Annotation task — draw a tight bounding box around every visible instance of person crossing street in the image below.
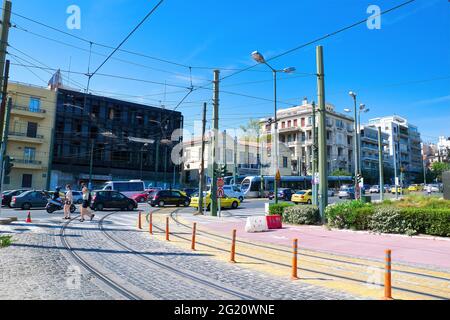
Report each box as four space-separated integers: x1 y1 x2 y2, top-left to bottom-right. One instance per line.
80 183 95 222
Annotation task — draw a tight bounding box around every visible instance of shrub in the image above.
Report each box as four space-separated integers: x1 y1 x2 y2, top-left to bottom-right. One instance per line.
395 195 450 210
283 205 320 225
353 206 375 230
369 206 418 235
325 201 373 230
399 208 450 237
268 202 294 216
0 235 13 248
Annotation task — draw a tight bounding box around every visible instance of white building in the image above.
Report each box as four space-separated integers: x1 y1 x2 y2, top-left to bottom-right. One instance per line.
260 98 355 175
437 136 450 162
182 132 293 186
368 116 422 182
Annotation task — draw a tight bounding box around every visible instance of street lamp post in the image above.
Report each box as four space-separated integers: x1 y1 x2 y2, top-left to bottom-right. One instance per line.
347 91 360 199
251 51 295 204
140 143 149 180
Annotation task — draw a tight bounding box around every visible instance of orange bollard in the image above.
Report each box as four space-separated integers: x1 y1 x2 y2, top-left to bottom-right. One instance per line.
149 212 153 235
166 216 170 241
137 211 142 230
26 212 32 223
230 229 237 263
292 239 299 280
383 249 393 300
191 223 197 251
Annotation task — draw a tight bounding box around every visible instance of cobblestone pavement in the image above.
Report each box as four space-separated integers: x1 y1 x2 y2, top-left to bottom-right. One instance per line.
0 208 361 300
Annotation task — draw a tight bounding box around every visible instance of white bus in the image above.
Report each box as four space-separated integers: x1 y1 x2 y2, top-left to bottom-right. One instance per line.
102 180 145 198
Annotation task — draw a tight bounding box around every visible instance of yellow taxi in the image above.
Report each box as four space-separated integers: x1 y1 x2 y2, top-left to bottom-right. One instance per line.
291 190 313 205
391 186 403 194
190 192 240 210
408 184 422 192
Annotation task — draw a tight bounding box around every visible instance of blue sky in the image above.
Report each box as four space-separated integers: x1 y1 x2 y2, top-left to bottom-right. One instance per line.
6 0 450 142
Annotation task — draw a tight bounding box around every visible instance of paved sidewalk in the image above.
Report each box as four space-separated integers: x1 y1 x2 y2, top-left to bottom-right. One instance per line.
179 210 450 271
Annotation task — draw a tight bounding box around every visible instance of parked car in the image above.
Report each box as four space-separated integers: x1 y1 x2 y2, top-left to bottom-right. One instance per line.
72 191 83 204
391 186 403 194
10 190 50 210
131 192 150 203
190 192 240 210
408 184 422 192
383 185 391 193
426 184 440 193
369 185 380 194
149 190 191 208
222 185 245 202
291 190 313 205
182 188 199 198
90 190 137 211
268 188 294 201
328 189 335 197
338 187 355 199
2 189 29 207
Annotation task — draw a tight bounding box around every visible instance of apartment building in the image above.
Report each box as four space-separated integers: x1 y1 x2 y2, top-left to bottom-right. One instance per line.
260 99 355 176
368 116 423 182
437 136 450 162
4 82 57 190
183 132 293 186
360 125 393 184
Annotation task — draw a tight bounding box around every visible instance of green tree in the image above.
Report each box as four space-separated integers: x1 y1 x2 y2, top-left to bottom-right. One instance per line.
239 119 262 141
431 162 450 182
331 169 352 177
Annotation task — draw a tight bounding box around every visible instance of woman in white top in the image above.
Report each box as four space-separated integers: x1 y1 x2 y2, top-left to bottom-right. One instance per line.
80 183 95 222
64 184 73 220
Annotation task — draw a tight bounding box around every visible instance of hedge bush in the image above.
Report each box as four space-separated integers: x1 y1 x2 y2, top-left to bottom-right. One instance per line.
268 202 294 216
325 201 374 230
325 202 450 237
283 205 320 225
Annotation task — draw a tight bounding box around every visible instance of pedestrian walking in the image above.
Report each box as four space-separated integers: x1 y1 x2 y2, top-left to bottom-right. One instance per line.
80 183 95 222
64 184 73 220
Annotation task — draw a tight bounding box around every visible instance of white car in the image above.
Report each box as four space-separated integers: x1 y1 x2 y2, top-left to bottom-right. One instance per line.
222 185 245 202
369 185 380 194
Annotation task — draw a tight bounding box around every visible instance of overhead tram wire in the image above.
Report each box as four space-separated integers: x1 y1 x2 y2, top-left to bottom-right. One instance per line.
218 0 417 82
8 11 274 73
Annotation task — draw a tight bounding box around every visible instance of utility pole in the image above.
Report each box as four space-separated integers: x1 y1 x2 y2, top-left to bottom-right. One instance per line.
0 0 12 91
316 46 328 220
0 97 12 212
393 138 399 200
312 101 318 206
223 130 227 175
198 103 207 214
233 135 238 186
0 59 10 143
258 128 265 198
378 127 384 202
88 139 94 189
210 70 220 217
153 139 160 188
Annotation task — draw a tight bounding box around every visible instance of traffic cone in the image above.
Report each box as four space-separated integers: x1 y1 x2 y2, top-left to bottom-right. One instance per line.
26 212 32 223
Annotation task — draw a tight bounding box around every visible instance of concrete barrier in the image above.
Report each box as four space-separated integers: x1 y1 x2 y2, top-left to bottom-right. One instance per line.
245 216 269 233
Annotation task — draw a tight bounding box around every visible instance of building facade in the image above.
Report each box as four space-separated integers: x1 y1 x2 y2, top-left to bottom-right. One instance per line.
368 116 422 183
183 132 293 186
437 136 450 162
50 88 183 190
360 125 393 184
260 99 355 176
4 82 56 190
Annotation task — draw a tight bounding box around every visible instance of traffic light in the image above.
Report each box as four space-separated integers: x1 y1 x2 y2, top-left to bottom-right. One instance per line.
356 174 363 185
4 156 14 176
215 165 227 178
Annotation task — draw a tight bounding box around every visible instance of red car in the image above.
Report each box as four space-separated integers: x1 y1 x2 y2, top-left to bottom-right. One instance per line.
132 192 149 203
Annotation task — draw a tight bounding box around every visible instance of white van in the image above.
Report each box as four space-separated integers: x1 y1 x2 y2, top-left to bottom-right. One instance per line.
222 185 245 202
102 180 145 198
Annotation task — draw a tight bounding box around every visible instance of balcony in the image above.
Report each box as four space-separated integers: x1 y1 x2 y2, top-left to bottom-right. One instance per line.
8 131 45 144
11 158 44 170
279 126 300 133
11 105 47 119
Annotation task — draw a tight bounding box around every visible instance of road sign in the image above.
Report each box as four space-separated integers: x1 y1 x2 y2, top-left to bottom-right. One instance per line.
217 178 225 188
313 172 320 185
217 188 225 198
275 170 281 182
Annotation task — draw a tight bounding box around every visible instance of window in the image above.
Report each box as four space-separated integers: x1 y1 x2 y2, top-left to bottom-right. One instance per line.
22 174 33 188
27 122 38 138
287 120 292 128
294 119 298 127
281 122 286 129
29 98 41 112
283 157 288 168
24 147 36 162
301 118 305 127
